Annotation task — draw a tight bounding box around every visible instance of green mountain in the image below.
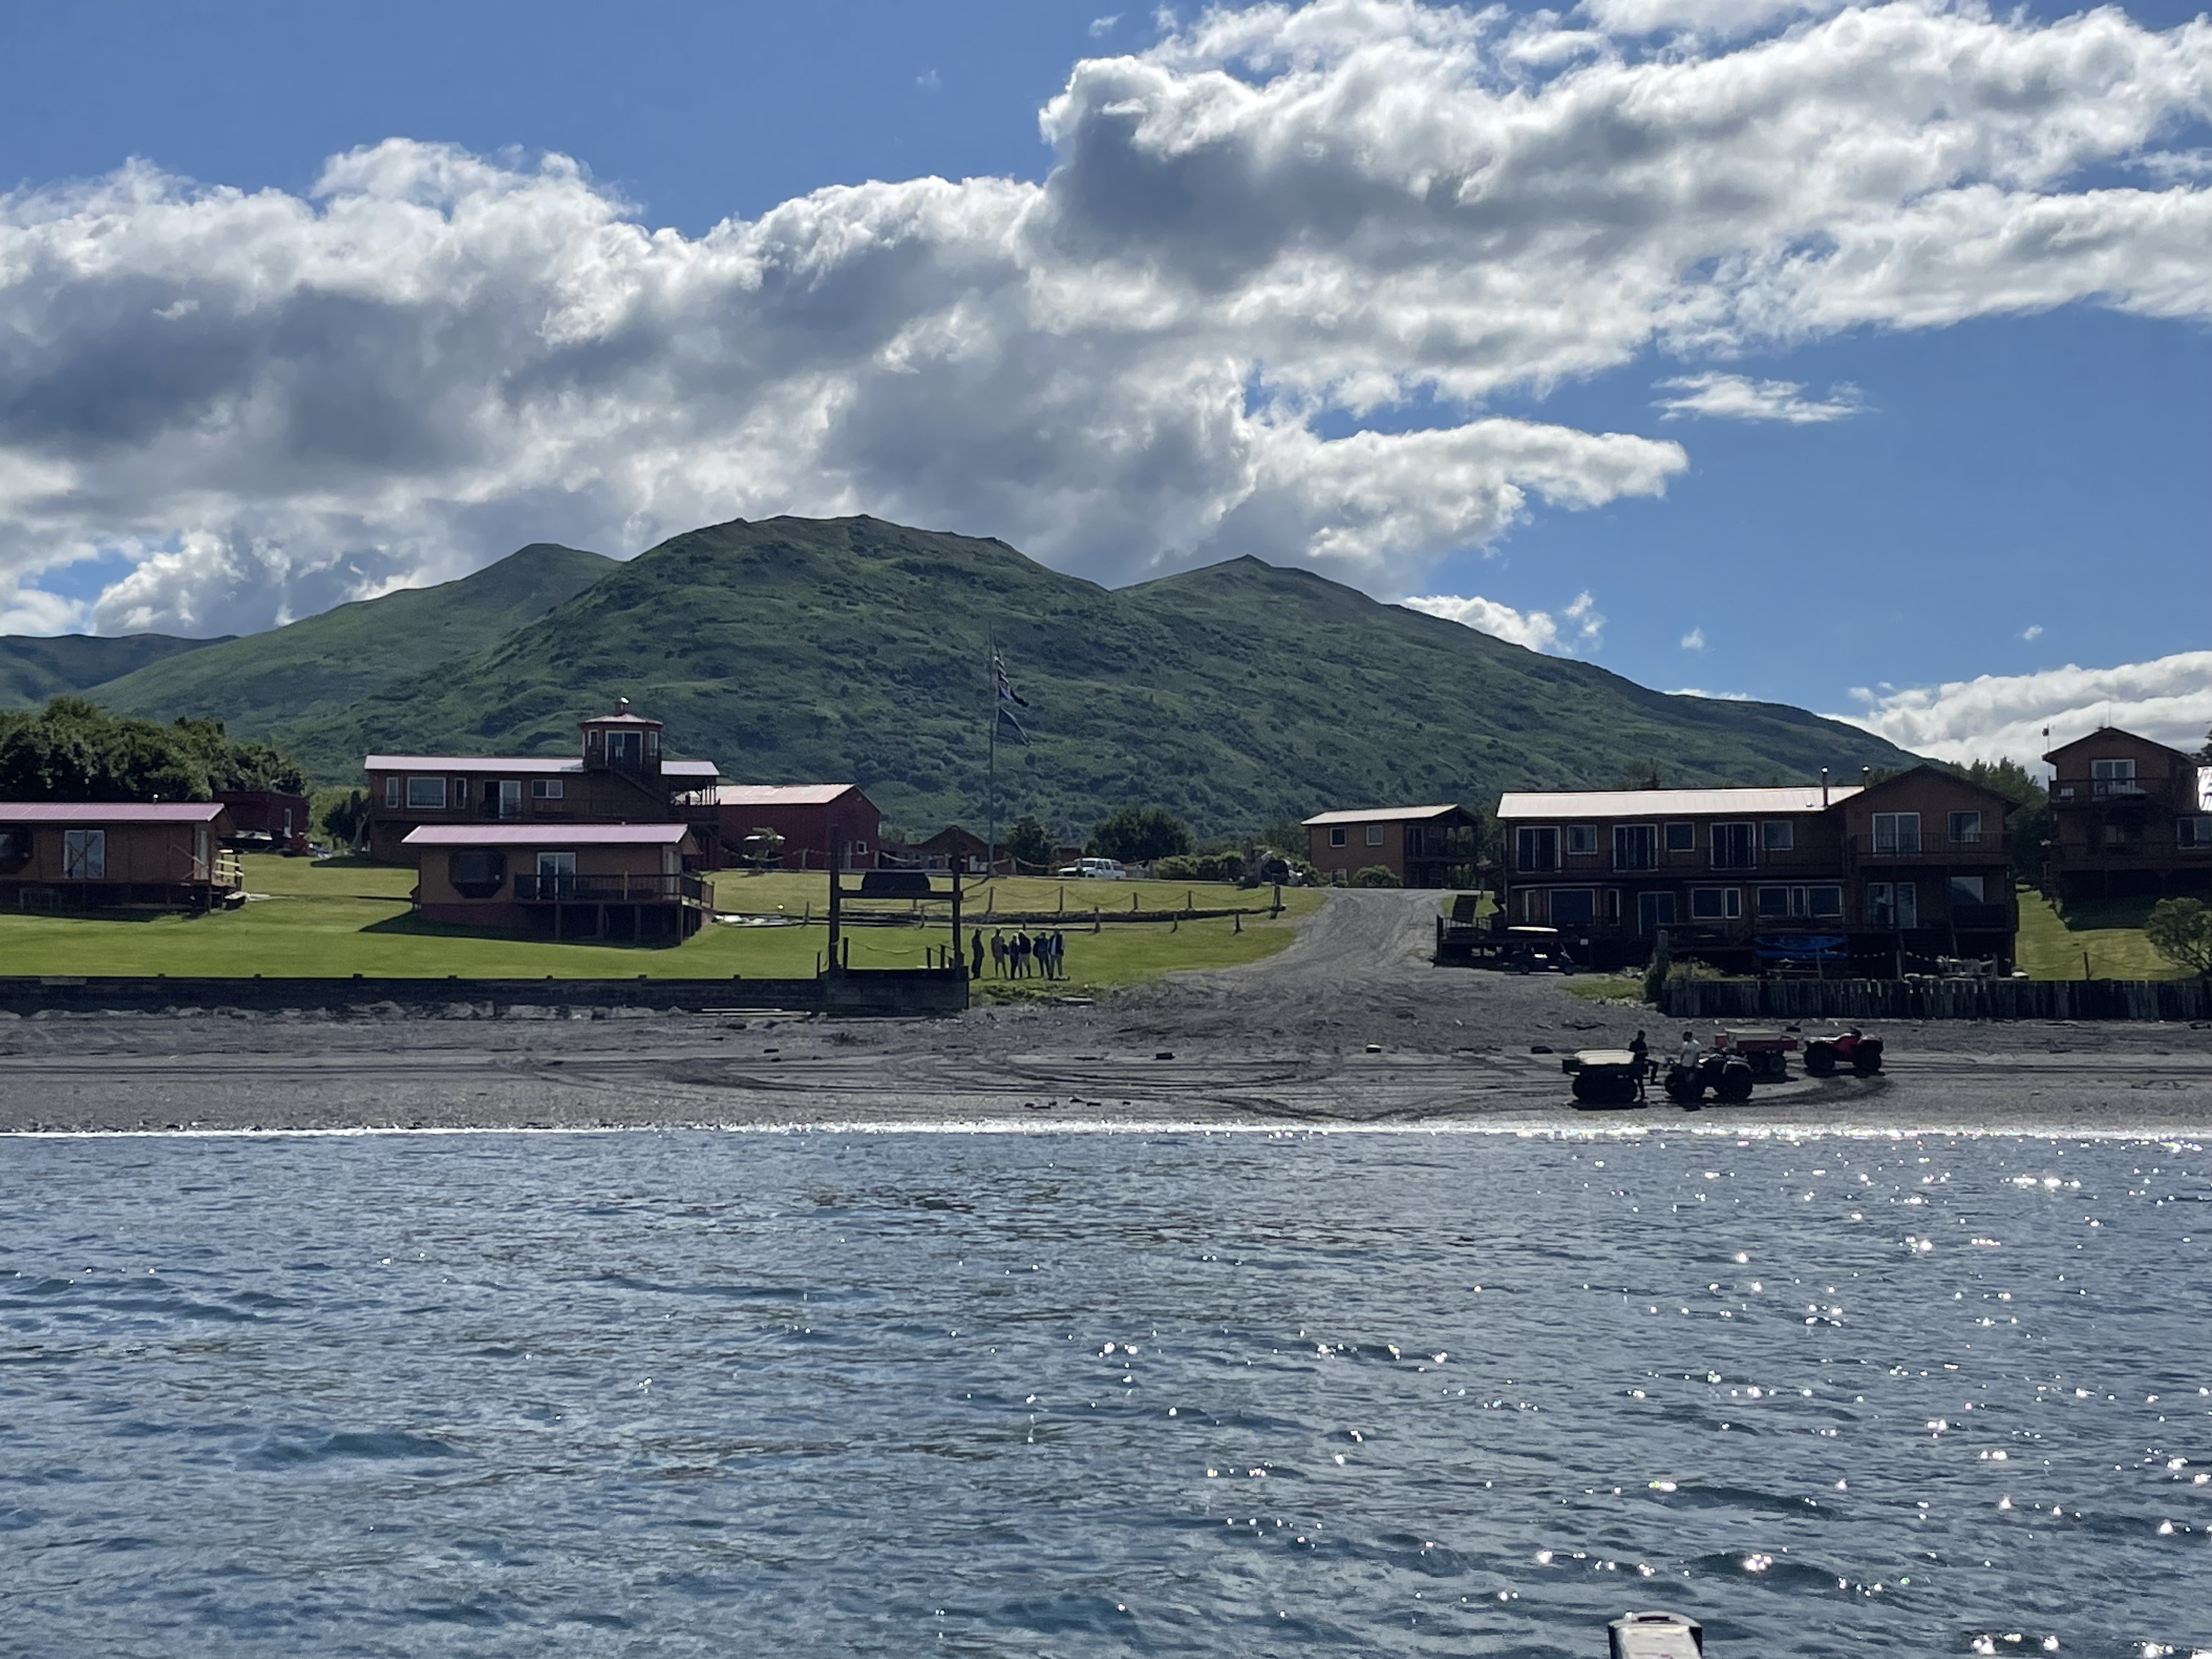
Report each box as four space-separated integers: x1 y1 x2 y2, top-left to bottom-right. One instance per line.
246 516 1920 837
1 632 225 708
87 543 616 731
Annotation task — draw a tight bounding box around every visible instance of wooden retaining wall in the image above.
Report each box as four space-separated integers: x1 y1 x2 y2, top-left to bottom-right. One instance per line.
0 967 970 1018
1660 977 2211 1022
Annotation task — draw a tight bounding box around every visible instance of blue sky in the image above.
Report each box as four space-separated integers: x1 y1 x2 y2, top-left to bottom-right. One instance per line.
1 0 2208 761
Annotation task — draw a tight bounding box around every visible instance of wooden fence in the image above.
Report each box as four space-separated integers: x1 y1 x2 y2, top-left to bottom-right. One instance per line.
1660 977 2211 1022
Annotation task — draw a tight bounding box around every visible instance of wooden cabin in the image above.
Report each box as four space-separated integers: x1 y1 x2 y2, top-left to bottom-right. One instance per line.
2041 726 2212 900
402 822 713 941
1302 804 1482 888
0 802 242 912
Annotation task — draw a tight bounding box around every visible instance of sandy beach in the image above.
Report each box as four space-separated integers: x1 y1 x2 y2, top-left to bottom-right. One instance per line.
3 889 2209 1136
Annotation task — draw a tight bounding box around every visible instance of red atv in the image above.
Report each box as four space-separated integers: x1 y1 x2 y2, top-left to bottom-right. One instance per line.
1803 1027 1884 1077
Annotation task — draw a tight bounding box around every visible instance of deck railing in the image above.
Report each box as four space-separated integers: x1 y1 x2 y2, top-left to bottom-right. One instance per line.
514 873 709 905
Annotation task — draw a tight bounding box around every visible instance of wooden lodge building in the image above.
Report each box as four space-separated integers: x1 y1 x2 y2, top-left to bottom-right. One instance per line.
403 822 712 941
363 701 722 865
1302 804 1481 889
1494 765 2017 973
0 802 243 912
2040 726 2212 901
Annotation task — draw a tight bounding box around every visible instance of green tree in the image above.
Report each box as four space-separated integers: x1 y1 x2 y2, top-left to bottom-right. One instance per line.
2146 898 2212 976
1007 814 1054 871
317 787 368 847
0 699 308 804
1090 804 1192 864
1961 757 2055 887
1261 816 1307 855
2195 725 2211 765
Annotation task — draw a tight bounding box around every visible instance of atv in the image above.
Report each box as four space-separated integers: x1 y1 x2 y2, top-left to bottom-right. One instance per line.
1803 1027 1884 1077
1664 1050 1754 1105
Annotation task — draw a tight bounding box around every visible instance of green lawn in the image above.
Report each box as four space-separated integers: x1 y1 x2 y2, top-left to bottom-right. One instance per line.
2013 887 2190 980
0 856 1323 985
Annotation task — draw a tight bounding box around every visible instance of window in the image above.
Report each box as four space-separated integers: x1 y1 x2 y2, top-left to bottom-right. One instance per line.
1516 826 1560 872
194 825 209 878
2090 758 2139 799
1710 822 1756 870
384 776 399 809
1549 889 1596 926
1871 812 1921 854
1758 884 1846 920
1613 824 1658 871
854 840 868 858
1365 824 1384 847
1760 821 1793 852
1664 822 1695 853
1949 810 1983 845
1565 825 1598 855
1866 881 1918 927
450 850 507 896
405 775 445 810
1329 826 1347 848
1690 887 1740 921
532 778 565 800
1948 874 1986 907
535 850 575 897
62 828 106 879
2180 817 2212 848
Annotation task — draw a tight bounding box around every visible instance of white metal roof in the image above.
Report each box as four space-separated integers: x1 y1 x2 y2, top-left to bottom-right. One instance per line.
1302 803 1470 827
1494 785 1864 820
402 823 689 847
712 783 862 807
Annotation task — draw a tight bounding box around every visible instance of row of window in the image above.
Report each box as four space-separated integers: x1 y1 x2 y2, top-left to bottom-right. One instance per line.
1523 875 1993 928
1513 811 1983 872
384 776 566 811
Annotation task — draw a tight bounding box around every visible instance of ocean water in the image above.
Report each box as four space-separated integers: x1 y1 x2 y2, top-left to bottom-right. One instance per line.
2 1128 2208 1658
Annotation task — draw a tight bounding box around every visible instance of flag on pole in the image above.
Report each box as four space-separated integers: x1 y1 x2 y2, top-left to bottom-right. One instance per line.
993 652 1028 708
995 706 1030 747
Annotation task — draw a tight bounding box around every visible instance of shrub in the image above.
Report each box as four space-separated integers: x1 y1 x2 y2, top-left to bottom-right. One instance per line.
1007 814 1054 871
1352 865 1399 888
2146 897 2212 975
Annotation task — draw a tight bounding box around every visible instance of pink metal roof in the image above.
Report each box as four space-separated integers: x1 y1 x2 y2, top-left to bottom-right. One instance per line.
402 823 690 847
712 783 861 806
367 755 580 774
1494 785 1864 820
1302 803 1469 827
0 802 226 823
364 755 720 777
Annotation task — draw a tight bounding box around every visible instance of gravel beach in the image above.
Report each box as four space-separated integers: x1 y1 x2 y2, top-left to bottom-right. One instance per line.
3 889 2209 1136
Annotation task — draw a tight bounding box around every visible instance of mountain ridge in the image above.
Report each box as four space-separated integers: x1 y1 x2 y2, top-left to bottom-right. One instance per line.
191 515 1921 836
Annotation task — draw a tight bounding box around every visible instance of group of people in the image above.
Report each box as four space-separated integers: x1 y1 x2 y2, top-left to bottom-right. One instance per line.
973 927 1069 980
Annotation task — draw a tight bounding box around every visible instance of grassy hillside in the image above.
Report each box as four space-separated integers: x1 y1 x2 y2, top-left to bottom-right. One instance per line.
1 632 224 708
88 543 615 730
258 516 1920 837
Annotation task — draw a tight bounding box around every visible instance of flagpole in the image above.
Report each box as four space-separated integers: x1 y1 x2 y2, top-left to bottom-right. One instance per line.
986 629 997 879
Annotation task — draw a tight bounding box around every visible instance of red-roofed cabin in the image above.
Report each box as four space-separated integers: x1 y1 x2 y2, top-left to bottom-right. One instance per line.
0 802 242 912
403 823 713 941
214 788 311 851
707 783 880 871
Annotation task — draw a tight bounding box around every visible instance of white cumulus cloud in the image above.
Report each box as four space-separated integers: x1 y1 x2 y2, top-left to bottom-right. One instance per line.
1402 589 1605 654
1 0 2209 634
1836 652 2212 765
1681 625 1707 650
1655 374 1866 424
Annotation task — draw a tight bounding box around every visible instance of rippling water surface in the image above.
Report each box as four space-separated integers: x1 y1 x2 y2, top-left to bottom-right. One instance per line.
4 1128 2210 1657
